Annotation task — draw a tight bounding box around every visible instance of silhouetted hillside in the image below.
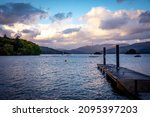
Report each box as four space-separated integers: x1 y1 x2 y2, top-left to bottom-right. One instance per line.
0 37 41 55
64 44 128 54
107 41 150 54
40 46 69 54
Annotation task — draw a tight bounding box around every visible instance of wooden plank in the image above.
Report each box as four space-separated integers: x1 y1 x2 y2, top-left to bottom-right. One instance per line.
97 64 150 80
97 64 150 99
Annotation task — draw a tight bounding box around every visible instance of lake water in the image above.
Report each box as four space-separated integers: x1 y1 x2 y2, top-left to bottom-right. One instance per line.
0 54 150 100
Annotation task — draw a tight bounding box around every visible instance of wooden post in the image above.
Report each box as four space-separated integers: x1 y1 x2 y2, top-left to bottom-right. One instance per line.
116 45 120 70
103 47 106 65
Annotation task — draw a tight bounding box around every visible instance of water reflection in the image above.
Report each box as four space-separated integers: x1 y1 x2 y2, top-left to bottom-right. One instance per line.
0 54 149 99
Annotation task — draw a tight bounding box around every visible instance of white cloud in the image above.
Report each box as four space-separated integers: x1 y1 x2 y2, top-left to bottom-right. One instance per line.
1 6 150 49
79 7 150 44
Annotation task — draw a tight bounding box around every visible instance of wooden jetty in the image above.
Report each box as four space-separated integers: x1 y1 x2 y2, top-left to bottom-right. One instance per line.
97 45 150 99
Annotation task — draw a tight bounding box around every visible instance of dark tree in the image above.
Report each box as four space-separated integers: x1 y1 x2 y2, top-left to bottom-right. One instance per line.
125 49 138 54
0 37 41 55
94 52 102 54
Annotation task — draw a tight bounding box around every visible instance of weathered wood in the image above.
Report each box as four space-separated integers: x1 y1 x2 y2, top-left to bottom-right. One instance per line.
103 47 106 65
97 64 150 99
116 45 120 69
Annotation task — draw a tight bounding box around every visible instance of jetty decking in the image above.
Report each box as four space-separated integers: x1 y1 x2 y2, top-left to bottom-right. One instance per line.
97 64 150 99
97 45 150 99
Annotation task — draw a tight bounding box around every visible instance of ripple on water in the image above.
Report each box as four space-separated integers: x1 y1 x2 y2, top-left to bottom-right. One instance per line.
1 54 149 99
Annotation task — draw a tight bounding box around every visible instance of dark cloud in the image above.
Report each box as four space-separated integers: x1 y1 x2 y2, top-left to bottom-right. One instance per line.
66 12 72 18
100 16 128 29
51 12 72 21
139 11 150 23
21 29 41 38
0 26 14 37
116 0 126 3
62 27 81 34
22 29 33 33
0 3 47 25
120 31 150 41
128 25 150 35
54 13 66 20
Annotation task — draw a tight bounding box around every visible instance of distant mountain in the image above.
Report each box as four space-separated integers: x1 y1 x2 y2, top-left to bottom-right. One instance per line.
107 41 150 54
40 46 69 54
64 44 128 54
40 41 150 54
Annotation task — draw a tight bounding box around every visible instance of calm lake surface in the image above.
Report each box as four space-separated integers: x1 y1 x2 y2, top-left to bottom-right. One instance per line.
0 54 150 100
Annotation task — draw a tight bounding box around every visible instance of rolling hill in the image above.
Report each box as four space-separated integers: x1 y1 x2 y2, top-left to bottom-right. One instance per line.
0 37 41 55
63 44 128 54
40 46 69 54
40 41 150 54
107 41 150 54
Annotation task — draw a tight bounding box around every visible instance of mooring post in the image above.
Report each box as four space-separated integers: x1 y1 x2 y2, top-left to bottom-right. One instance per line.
103 47 106 65
116 45 120 70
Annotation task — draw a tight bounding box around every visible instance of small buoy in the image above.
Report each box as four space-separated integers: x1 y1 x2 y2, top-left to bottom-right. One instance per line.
65 60 67 62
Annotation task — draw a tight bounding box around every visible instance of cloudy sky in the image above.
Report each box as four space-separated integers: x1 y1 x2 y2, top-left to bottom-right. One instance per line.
0 0 150 49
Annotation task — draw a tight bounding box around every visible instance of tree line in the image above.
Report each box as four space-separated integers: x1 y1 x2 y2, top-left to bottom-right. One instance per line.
0 35 41 55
